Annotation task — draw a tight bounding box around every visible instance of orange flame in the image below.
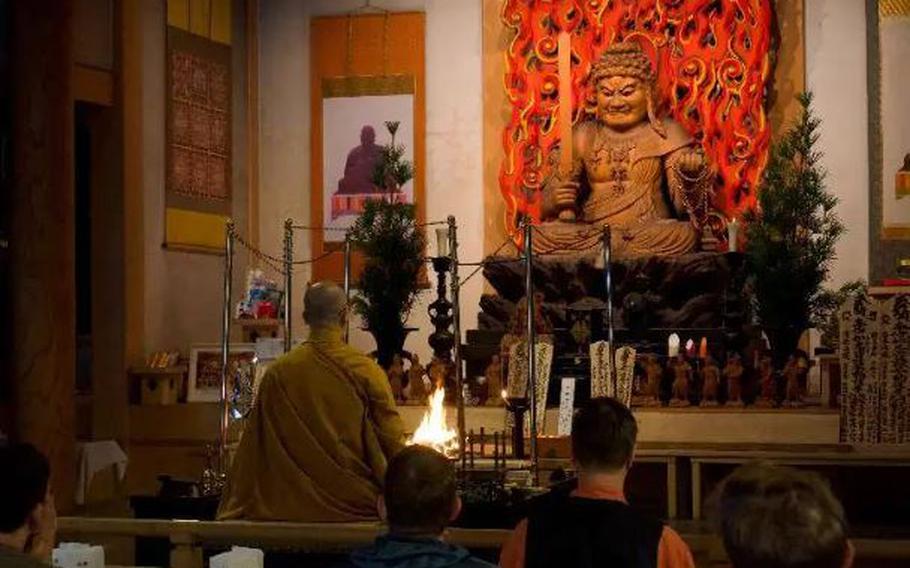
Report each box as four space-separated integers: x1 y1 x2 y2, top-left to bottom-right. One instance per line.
408 388 459 458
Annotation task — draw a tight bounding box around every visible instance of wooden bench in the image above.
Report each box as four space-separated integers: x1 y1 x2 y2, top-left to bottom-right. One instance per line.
57 516 910 568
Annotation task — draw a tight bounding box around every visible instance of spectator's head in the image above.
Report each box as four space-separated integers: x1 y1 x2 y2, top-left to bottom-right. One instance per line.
714 463 853 568
380 445 460 537
303 281 348 330
0 443 54 551
571 397 637 475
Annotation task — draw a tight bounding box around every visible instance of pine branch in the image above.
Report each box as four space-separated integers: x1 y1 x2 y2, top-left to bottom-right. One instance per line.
745 92 844 333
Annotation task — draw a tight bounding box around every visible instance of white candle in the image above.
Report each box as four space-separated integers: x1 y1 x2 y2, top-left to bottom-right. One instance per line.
668 333 680 358
727 218 740 252
435 227 450 258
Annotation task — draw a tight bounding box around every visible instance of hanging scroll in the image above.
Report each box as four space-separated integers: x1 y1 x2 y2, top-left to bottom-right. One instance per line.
311 13 426 282
165 0 233 251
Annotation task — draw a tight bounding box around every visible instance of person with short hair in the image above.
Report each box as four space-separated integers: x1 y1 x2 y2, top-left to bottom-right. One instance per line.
218 281 405 522
714 463 854 568
0 443 56 568
349 445 495 568
499 397 694 568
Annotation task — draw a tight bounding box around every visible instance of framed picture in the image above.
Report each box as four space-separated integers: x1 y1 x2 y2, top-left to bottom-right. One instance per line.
876 1 910 236
867 0 910 280
322 79 415 243
188 344 256 403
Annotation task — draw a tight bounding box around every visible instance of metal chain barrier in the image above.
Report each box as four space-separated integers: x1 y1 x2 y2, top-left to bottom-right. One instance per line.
230 226 287 275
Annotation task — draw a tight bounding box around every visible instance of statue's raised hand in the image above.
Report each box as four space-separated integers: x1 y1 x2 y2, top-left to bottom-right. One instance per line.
553 179 581 210
677 146 707 178
553 179 581 222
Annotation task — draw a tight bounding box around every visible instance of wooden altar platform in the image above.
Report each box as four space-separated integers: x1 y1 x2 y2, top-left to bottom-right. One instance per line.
396 404 842 445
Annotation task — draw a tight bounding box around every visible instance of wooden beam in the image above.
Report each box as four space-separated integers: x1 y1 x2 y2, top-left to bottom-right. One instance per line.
73 64 114 106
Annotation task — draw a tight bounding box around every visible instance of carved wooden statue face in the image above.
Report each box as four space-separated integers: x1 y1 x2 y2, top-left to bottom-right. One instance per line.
596 75 649 130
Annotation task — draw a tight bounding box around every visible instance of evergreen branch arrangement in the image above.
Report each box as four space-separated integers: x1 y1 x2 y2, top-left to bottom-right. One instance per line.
744 92 844 360
348 121 424 367
370 121 414 193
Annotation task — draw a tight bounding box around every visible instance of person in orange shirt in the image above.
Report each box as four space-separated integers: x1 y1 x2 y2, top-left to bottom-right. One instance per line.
499 397 694 568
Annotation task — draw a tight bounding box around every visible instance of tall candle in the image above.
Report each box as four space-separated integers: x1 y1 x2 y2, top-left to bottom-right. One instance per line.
668 333 680 358
727 218 740 252
699 337 708 359
435 227 449 258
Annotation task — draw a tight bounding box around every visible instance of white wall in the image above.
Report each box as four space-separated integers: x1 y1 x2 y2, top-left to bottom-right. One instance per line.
259 0 484 364
141 0 248 353
805 0 870 287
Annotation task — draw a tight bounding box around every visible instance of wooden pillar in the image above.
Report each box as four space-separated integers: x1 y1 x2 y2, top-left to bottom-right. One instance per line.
246 0 260 258
122 0 146 369
10 0 76 511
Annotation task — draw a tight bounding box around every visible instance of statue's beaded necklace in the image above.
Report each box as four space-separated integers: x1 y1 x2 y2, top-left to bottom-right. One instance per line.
590 127 637 198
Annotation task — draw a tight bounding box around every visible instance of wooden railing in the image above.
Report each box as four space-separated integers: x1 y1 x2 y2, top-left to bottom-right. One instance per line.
58 517 511 568
58 517 910 568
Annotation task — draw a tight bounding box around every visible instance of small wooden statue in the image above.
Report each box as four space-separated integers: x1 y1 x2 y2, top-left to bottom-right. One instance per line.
485 355 504 406
386 354 405 402
634 355 663 406
754 355 777 408
782 355 803 408
669 355 692 407
511 292 552 336
723 353 745 407
406 354 428 405
700 357 721 407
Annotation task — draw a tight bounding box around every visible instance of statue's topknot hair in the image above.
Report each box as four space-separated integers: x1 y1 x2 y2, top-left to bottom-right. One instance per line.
590 41 656 86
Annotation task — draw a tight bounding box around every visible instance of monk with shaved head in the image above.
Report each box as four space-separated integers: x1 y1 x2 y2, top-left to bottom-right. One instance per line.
218 281 405 521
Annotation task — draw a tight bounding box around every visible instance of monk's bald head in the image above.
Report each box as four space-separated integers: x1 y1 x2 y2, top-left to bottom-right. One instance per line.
303 281 347 329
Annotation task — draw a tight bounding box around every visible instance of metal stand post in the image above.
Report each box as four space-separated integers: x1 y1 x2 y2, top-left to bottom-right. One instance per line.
602 227 615 392
343 235 352 343
219 221 235 474
448 216 467 471
283 219 293 352
524 221 538 485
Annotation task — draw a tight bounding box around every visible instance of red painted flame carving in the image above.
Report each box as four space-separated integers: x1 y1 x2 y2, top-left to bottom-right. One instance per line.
499 0 772 241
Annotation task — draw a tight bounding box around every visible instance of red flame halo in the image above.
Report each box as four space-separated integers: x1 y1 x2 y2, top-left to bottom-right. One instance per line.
499 0 773 243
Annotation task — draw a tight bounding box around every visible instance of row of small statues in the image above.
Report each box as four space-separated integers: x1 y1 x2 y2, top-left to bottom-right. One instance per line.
385 353 459 405
384 353 507 407
384 349 807 409
635 352 807 408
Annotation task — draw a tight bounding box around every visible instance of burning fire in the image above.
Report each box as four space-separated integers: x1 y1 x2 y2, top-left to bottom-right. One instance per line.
407 388 459 458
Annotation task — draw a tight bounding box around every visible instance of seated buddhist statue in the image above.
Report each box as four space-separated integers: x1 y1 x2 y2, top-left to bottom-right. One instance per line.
534 41 713 258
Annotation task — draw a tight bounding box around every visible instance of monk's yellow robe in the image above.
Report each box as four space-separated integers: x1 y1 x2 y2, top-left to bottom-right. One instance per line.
217 325 405 521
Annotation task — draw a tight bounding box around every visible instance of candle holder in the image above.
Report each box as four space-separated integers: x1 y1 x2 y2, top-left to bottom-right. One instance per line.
503 397 528 459
428 256 455 365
